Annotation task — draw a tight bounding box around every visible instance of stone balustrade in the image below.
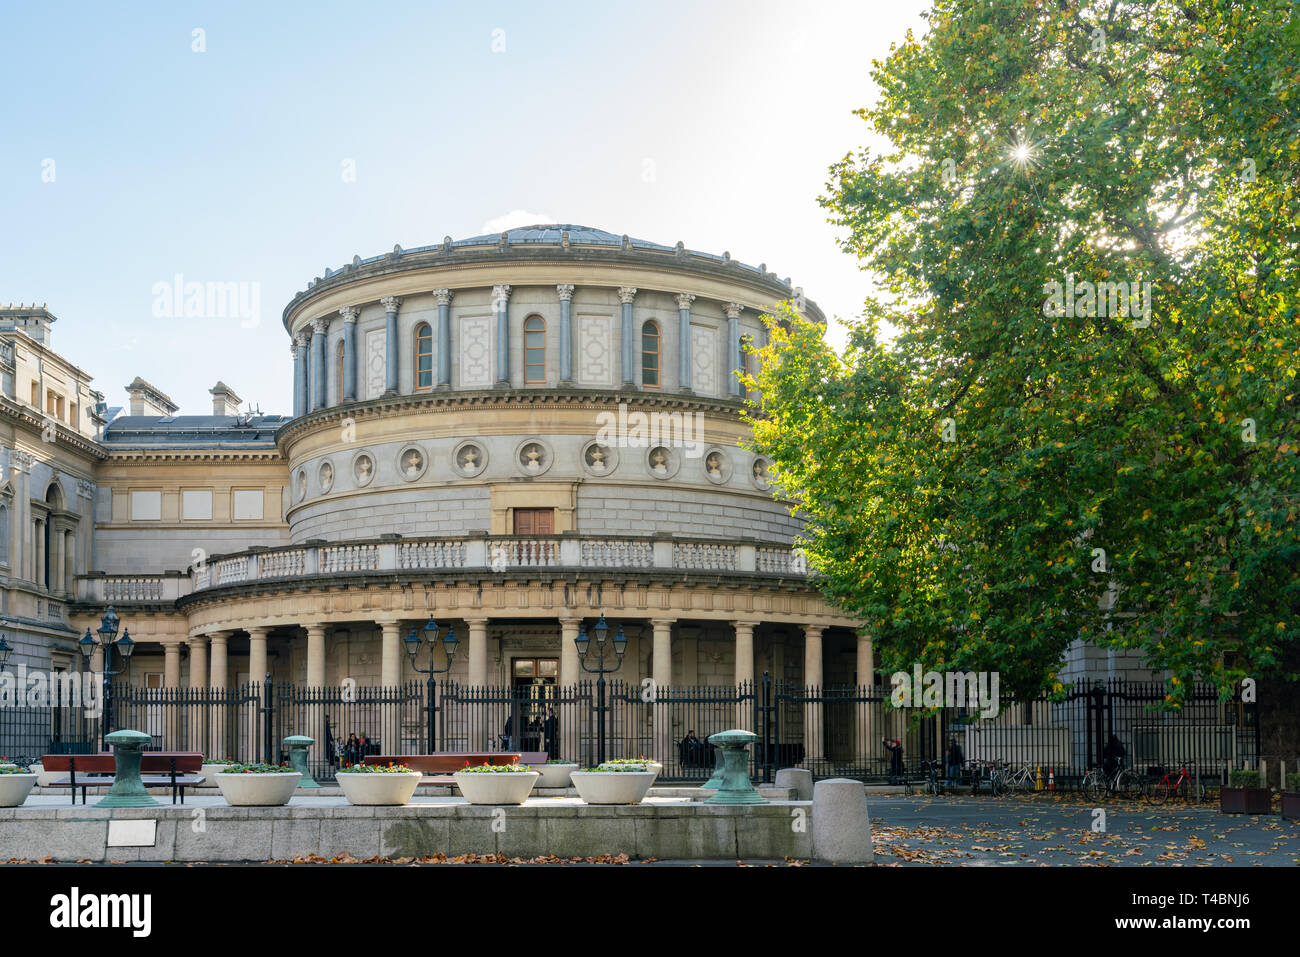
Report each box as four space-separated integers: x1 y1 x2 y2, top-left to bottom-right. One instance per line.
74 535 809 603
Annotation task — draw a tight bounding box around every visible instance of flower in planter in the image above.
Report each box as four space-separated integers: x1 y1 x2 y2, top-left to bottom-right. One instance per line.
220 762 297 774
457 763 531 773
337 763 415 774
0 766 35 775
545 758 577 765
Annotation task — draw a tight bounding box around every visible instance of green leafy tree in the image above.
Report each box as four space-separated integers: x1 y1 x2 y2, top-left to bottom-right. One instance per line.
747 0 1299 702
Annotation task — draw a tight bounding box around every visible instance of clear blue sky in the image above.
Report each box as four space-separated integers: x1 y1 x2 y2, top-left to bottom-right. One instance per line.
0 0 927 414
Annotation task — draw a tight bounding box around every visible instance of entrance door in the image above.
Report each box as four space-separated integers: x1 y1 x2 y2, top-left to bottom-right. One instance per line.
514 508 555 535
511 658 559 753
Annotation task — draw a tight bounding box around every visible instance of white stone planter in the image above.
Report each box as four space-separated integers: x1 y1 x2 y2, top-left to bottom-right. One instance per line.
571 771 657 805
530 763 578 788
215 772 301 806
336 771 422 806
27 763 60 788
452 770 540 805
200 764 235 787
0 773 38 807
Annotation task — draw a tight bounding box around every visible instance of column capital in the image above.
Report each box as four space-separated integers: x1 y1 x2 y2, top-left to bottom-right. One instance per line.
556 283 575 302
433 288 454 306
11 450 33 471
491 284 512 305
380 296 402 313
187 634 209 647
650 618 676 628
339 305 360 323
722 302 744 319
310 316 330 335
294 330 310 348
464 616 490 627
730 620 758 633
617 286 638 304
558 616 583 627
675 293 696 310
802 623 825 638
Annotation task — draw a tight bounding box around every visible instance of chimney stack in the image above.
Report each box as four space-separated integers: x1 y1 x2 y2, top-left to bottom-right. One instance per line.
210 381 242 416
125 377 178 417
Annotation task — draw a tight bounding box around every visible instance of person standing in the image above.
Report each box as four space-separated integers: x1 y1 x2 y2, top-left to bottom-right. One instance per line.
543 707 558 758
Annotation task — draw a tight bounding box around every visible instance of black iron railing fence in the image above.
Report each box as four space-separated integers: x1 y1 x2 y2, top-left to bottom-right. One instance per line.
0 675 1258 784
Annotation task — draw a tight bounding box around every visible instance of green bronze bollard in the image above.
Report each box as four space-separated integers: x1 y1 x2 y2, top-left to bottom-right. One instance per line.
283 735 320 788
95 729 161 808
703 729 768 805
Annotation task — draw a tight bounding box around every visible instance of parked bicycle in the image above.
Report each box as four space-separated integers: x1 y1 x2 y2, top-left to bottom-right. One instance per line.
1145 763 1208 804
922 759 946 796
1081 757 1143 800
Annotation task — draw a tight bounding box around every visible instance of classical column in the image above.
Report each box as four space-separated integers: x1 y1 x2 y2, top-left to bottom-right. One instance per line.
557 284 575 385
492 284 512 386
465 617 490 752
188 635 209 754
732 621 755 731
33 517 45 589
379 620 403 755
381 296 401 394
208 631 229 759
293 333 309 417
618 286 638 386
163 640 183 750
306 624 326 687
434 289 454 388
803 624 824 765
310 317 329 411
246 626 270 760
723 302 743 396
64 528 75 595
676 293 695 392
651 619 674 767
559 617 581 763
339 306 359 401
48 523 62 593
10 453 30 580
856 628 875 765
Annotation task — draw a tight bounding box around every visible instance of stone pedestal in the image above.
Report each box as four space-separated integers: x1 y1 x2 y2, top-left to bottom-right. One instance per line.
811 778 873 863
95 729 160 808
284 735 320 788
774 767 814 802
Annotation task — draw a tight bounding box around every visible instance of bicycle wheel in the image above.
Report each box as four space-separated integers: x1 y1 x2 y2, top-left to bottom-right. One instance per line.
1115 769 1142 800
991 771 1005 796
1084 771 1106 800
1150 780 1172 805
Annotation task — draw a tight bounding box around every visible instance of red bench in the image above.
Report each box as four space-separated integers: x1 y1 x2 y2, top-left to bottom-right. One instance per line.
40 752 205 805
362 753 520 786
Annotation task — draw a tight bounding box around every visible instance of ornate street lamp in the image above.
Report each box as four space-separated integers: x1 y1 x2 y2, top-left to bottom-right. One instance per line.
79 605 135 748
0 628 12 672
405 615 458 750
575 613 626 766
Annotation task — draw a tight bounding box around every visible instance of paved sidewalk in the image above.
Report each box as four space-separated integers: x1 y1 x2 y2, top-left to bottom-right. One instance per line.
868 795 1300 866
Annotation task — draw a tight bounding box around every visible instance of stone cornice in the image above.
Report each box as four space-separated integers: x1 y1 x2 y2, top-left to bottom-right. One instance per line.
282 244 823 332
101 447 286 464
274 387 752 450
0 397 107 461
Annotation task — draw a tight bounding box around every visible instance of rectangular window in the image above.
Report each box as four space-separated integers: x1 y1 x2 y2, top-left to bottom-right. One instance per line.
69 402 78 427
232 489 264 521
47 390 56 414
130 490 162 521
514 508 555 535
56 396 65 420
181 489 213 521
30 382 39 409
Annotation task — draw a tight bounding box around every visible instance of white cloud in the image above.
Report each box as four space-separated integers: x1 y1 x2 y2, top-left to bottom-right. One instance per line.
480 209 555 234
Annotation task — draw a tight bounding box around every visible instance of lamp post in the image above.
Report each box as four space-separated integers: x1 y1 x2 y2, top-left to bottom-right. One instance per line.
78 606 135 750
405 616 458 750
0 628 12 672
574 614 626 766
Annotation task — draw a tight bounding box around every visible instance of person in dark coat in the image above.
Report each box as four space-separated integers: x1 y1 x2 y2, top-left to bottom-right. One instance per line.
501 715 513 750
946 739 964 782
345 733 360 766
679 730 703 768
543 708 558 758
1103 734 1126 779
325 716 337 768
882 737 904 781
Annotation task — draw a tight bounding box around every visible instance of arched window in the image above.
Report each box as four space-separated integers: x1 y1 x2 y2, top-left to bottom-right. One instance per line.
524 315 546 384
335 340 345 400
641 320 661 388
414 322 433 391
